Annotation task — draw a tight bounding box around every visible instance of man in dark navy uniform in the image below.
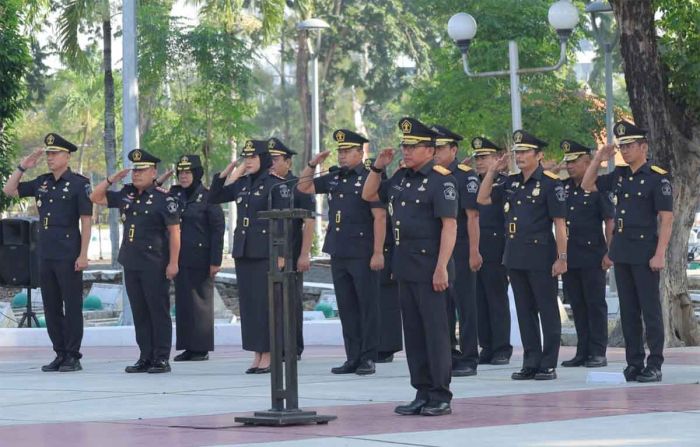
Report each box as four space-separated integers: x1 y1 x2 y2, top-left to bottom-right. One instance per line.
269 137 316 358
558 140 614 368
478 130 568 381
3 133 93 372
431 125 482 377
91 149 181 373
472 136 513 365
582 120 673 383
297 129 385 376
363 117 457 416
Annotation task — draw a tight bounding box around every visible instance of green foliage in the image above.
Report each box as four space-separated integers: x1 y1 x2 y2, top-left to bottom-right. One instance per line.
139 18 258 176
0 0 32 211
406 0 604 159
656 0 700 118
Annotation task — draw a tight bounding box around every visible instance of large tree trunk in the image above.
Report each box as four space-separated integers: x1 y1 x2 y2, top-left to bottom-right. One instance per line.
103 18 120 267
296 30 312 165
612 0 700 346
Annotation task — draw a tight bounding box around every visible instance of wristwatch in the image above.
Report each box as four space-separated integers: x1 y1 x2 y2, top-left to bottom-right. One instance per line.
16 164 26 173
558 253 568 261
369 164 384 173
307 162 316 169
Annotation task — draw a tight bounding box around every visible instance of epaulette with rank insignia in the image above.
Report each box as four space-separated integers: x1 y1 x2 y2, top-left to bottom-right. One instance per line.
73 172 90 181
651 165 668 175
433 165 451 175
544 170 560 180
457 163 473 172
271 172 285 180
156 186 169 194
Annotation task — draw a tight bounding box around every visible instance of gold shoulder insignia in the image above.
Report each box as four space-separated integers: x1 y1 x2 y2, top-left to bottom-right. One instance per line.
544 170 560 180
509 172 518 177
271 172 285 180
651 165 668 175
433 165 451 175
156 186 169 194
457 163 473 172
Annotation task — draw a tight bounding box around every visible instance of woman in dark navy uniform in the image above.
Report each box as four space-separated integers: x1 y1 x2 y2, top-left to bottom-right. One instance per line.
165 155 225 361
209 140 285 374
91 149 181 374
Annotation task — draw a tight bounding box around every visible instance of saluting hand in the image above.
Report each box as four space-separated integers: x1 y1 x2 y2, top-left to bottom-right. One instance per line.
310 150 331 167
596 144 616 161
20 148 44 170
109 168 131 184
374 148 395 169
487 152 509 174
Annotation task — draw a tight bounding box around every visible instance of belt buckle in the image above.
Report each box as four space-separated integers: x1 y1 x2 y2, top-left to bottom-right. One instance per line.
617 218 623 231
335 211 341 224
128 228 135 239
508 223 516 234
243 217 249 227
394 228 400 242
43 217 48 229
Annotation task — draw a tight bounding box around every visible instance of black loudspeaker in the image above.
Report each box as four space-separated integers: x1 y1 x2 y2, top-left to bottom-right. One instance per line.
0 218 40 288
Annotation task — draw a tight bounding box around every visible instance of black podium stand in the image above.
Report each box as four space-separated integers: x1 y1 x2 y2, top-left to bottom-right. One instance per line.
235 208 336 426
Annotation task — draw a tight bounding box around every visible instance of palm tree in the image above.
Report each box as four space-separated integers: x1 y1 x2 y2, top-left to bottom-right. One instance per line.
57 0 120 265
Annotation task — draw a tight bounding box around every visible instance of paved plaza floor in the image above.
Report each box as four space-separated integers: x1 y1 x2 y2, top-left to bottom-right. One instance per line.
0 345 698 446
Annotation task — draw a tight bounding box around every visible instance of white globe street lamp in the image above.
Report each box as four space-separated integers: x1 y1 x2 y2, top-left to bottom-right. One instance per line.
447 0 580 135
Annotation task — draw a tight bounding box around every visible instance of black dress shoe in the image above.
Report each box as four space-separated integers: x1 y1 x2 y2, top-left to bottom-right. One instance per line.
173 351 192 362
534 368 557 380
376 354 394 363
188 352 209 361
148 359 171 373
41 355 65 372
561 355 587 367
394 399 428 415
452 366 477 377
331 361 358 374
478 353 492 365
623 365 643 382
355 360 376 375
420 401 452 416
636 366 662 383
59 355 82 372
511 367 538 380
125 359 151 373
254 366 271 374
245 367 259 374
490 355 510 365
585 356 608 368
